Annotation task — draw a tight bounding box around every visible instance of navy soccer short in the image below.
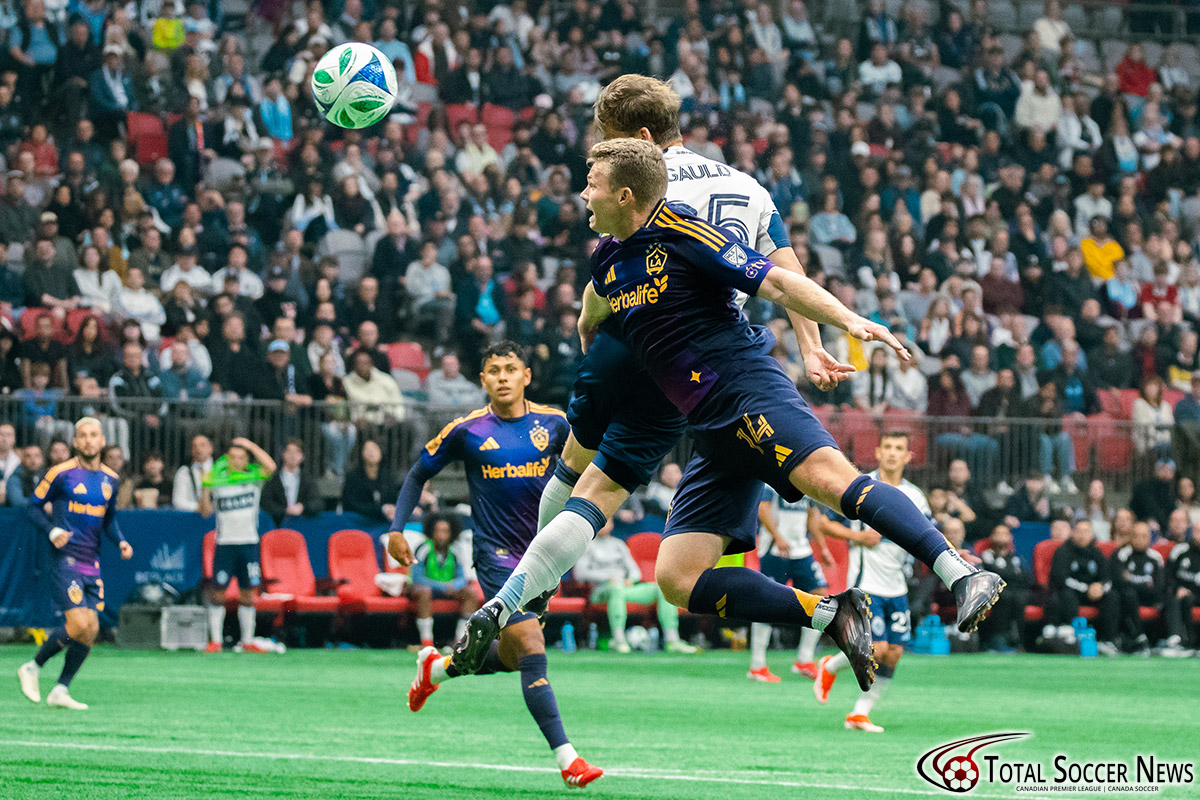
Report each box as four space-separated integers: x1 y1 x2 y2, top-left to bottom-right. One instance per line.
472 541 537 627
567 327 687 492
760 553 828 593
54 559 105 613
869 594 912 645
661 451 763 554
212 543 262 589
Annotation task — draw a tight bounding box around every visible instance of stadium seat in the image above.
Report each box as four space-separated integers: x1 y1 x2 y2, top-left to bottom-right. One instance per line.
1024 605 1044 622
135 133 169 167
327 529 409 614
1098 391 1123 417
972 539 990 556
481 103 516 150
387 341 431 380
823 536 849 594
626 532 661 583
1117 389 1139 419
1033 538 1060 587
19 308 61 340
1094 431 1133 472
317 230 369 284
1164 388 1184 408
1097 540 1118 558
444 103 479 138
202 530 243 608
258 529 339 615
1153 541 1176 562
1064 415 1092 472
126 111 165 144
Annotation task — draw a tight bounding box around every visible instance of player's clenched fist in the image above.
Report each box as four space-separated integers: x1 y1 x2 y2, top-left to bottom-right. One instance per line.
387 531 415 566
120 541 133 560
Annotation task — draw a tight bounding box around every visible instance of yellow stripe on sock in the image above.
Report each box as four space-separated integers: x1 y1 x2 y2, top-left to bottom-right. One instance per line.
716 594 728 618
794 589 821 616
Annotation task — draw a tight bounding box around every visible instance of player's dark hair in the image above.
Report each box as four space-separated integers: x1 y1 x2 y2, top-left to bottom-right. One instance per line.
423 512 463 541
480 340 526 371
880 430 911 446
284 438 304 452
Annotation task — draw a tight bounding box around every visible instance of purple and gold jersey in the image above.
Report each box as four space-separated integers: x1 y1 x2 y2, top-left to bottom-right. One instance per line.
590 200 776 428
29 457 124 576
416 403 569 557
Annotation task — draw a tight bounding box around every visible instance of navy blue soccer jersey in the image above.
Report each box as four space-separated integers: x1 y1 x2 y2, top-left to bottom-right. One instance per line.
590 200 777 428
413 403 569 557
29 457 124 574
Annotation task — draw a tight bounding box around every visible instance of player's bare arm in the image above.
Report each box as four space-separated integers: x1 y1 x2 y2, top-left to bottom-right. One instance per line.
233 437 276 477
758 500 790 558
755 268 911 362
578 283 612 354
767 245 855 390
198 487 213 518
806 506 835 568
814 513 882 547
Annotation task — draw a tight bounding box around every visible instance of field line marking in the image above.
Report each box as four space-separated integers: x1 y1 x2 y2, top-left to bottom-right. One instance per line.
0 739 1046 798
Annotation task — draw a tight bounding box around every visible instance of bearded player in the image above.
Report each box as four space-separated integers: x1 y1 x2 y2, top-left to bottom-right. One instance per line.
387 342 603 789
18 418 132 709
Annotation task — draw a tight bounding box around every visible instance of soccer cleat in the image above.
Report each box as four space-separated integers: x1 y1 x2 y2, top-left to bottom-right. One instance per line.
612 641 632 654
824 588 876 691
561 757 603 788
17 661 40 703
953 571 1007 633
523 584 559 617
204 642 222 653
813 655 836 703
747 666 781 683
235 641 269 653
792 661 818 680
666 640 699 654
845 713 884 732
46 684 87 710
453 599 503 674
408 646 441 712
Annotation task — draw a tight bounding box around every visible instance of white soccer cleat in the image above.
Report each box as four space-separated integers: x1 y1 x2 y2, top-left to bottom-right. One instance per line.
46 684 88 710
666 640 699 654
17 661 40 703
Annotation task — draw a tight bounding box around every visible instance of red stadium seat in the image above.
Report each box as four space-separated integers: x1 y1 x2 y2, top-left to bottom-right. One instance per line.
1117 389 1139 419
1097 540 1118 558
841 408 880 466
823 536 849 594
135 132 168 167
444 103 479 138
258 529 339 614
1164 388 1184 408
1024 605 1044 622
1098 391 1123 417
1064 415 1092 472
19 308 62 341
626 532 661 581
126 111 165 143
1137 606 1159 621
972 539 990 556
1077 606 1099 620
202 530 242 607
1153 541 1176 562
481 103 516 150
327 530 408 614
1095 432 1133 471
387 341 431 380
1033 538 1061 587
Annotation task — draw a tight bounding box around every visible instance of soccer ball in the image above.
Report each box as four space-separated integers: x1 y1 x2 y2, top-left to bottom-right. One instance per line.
941 758 979 792
310 42 397 129
625 626 650 651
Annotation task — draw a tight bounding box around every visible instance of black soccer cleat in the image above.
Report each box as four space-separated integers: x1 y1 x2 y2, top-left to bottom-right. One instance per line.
523 584 559 618
953 571 1007 633
824 588 876 692
452 599 503 674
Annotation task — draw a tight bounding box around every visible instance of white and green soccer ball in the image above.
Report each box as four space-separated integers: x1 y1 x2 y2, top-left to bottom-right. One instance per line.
311 42 397 129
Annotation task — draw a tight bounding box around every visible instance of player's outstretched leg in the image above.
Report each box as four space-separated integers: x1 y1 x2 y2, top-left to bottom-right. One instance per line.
408 641 511 712
799 449 1005 633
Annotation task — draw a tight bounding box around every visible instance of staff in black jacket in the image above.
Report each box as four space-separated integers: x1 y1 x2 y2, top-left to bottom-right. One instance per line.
1047 519 1120 655
261 440 321 525
1111 522 1164 653
977 524 1031 652
1163 539 1200 656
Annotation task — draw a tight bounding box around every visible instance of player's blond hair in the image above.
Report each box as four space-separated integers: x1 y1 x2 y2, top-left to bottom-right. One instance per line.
74 416 103 432
593 74 681 145
588 138 668 210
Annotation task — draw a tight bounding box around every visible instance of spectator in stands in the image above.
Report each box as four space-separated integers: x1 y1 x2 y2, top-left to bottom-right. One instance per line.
159 339 211 411
1004 471 1053 528
1112 521 1164 653
16 362 71 446
212 243 264 301
977 523 1030 652
641 462 681 519
115 266 166 343
256 265 302 333
24 237 82 313
1132 375 1175 455
307 351 355 477
0 423 19 505
129 450 172 509
1046 519 1119 655
340 437 395 522
1044 339 1100 416
172 433 213 512
425 352 483 408
454 255 505 371
209 314 265 398
343 348 405 429
74 243 121 314
159 247 213 298
1163 534 1199 655
945 458 987 538
851 345 891 412
109 341 165 447
261 439 320 525
960 344 996 408
1088 325 1134 390
1014 69 1062 134
1164 508 1192 545
1131 456 1178 532
5 444 45 507
1175 374 1200 476
1022 381 1078 494
1174 476 1200 529
406 240 455 342
1116 43 1157 99
20 313 69 389
407 512 476 649
347 320 390 375
346 276 397 343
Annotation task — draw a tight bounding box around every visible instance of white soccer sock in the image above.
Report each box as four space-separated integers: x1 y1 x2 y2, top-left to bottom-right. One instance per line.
455 618 468 642
749 623 771 670
207 606 225 644
852 674 891 717
553 743 579 771
933 548 977 589
416 617 434 643
538 475 575 532
238 605 256 644
824 650 849 675
496 510 595 625
430 656 450 686
797 627 821 664
663 627 680 644
610 626 628 645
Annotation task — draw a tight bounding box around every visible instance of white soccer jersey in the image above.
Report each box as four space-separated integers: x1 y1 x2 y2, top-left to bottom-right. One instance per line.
758 488 814 559
663 145 790 257
844 471 930 598
203 462 270 545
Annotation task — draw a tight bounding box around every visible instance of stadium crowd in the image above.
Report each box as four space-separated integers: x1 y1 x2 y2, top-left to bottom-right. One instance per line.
0 0 1198 651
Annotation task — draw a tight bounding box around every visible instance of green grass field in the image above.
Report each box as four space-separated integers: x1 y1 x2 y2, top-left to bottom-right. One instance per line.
1 645 1196 800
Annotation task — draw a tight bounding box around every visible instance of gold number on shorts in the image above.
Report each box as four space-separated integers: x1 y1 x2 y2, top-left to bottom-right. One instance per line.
735 414 774 454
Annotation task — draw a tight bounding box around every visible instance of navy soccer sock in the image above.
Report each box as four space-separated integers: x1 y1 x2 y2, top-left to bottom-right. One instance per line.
518 653 569 750
686 567 828 628
447 641 511 678
840 475 951 566
58 638 91 688
33 627 69 667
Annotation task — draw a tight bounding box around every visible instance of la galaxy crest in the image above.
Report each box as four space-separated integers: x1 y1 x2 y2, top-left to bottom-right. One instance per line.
530 422 550 452
101 480 113 501
645 243 668 275
68 581 83 605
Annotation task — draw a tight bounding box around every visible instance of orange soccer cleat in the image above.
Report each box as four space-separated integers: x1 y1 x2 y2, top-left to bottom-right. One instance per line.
746 666 782 683
792 661 818 680
204 642 222 654
813 655 837 703
408 646 442 712
561 757 604 788
845 713 884 732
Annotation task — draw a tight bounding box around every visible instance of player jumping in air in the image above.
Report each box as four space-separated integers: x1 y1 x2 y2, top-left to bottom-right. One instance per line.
199 437 276 653
747 488 834 683
386 342 603 789
18 417 132 709
458 139 1005 694
814 431 926 733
